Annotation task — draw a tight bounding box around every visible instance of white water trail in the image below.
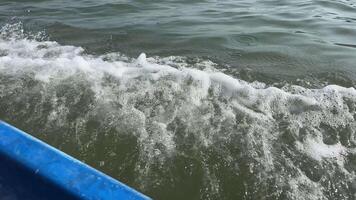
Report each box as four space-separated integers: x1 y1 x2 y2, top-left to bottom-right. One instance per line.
1 22 356 199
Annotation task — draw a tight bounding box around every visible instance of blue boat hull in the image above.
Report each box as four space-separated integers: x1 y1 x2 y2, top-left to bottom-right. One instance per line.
0 151 78 199
0 121 151 200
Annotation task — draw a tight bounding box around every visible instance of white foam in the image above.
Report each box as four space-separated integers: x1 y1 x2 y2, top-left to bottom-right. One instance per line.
299 137 347 161
1 22 356 199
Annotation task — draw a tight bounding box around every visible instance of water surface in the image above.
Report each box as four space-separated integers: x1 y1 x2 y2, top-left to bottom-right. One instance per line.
0 0 356 199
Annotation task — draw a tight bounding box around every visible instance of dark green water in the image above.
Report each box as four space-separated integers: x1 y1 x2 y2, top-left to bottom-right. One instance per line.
0 0 356 199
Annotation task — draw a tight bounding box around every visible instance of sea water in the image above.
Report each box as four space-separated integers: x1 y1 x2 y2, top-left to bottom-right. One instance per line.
0 1 356 199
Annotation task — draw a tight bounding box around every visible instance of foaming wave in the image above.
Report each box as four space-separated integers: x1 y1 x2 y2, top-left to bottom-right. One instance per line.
0 23 355 200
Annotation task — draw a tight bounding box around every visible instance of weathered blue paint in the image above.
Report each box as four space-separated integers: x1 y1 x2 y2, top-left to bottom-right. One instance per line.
0 121 151 200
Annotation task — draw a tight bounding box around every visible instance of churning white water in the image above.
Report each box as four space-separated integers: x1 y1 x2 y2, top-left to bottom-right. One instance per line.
0 23 355 199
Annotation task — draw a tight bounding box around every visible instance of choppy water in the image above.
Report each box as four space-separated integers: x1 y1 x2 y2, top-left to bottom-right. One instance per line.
0 1 356 200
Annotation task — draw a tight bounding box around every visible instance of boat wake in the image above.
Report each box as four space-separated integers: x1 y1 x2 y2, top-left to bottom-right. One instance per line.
0 22 355 199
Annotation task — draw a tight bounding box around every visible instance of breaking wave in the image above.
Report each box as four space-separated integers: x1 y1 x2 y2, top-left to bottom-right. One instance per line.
0 23 355 200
